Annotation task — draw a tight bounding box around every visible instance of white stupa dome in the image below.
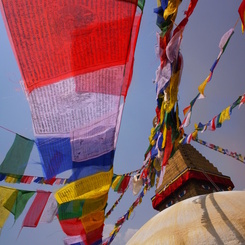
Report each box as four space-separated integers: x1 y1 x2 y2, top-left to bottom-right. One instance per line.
127 191 245 245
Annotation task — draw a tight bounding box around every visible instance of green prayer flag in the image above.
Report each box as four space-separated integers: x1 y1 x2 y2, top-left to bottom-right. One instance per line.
4 190 35 221
0 134 34 175
138 0 145 11
114 176 125 192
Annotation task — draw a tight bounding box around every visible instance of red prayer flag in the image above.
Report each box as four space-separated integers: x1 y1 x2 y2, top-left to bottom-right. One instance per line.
22 190 51 228
184 0 198 18
239 0 245 32
0 0 138 93
117 176 131 193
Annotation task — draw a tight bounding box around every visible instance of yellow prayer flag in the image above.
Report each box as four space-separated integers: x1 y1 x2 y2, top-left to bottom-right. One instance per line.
55 168 113 204
163 0 181 20
198 75 209 95
111 176 121 190
191 130 198 140
166 70 180 113
162 124 167 149
219 106 231 124
0 187 17 229
5 176 18 183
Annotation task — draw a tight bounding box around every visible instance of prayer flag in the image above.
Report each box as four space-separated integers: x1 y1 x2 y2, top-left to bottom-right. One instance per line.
0 186 17 229
163 0 182 20
183 105 191 116
218 106 231 125
40 193 58 223
182 133 192 144
180 111 191 128
22 191 51 228
4 190 34 221
0 0 138 92
35 137 73 180
238 0 245 33
0 134 34 175
239 94 245 108
198 74 211 95
55 168 113 204
184 0 198 18
218 28 234 54
208 116 217 131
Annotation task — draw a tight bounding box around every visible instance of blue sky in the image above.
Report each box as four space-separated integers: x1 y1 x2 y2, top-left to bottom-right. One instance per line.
1 1 245 244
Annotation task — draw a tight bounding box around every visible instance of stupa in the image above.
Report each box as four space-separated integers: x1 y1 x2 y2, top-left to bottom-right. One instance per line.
152 144 234 211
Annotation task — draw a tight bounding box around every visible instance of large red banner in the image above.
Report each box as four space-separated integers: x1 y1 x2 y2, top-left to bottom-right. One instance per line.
1 0 138 92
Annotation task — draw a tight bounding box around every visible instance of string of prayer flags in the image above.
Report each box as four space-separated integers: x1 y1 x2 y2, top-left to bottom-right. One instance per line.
181 27 235 129
193 137 245 164
0 173 66 185
1 1 145 241
22 191 51 228
104 182 150 245
182 94 245 145
239 0 245 33
197 94 244 132
0 134 34 176
0 0 143 179
105 186 129 219
1 0 142 216
151 0 198 177
111 175 131 193
198 28 234 96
